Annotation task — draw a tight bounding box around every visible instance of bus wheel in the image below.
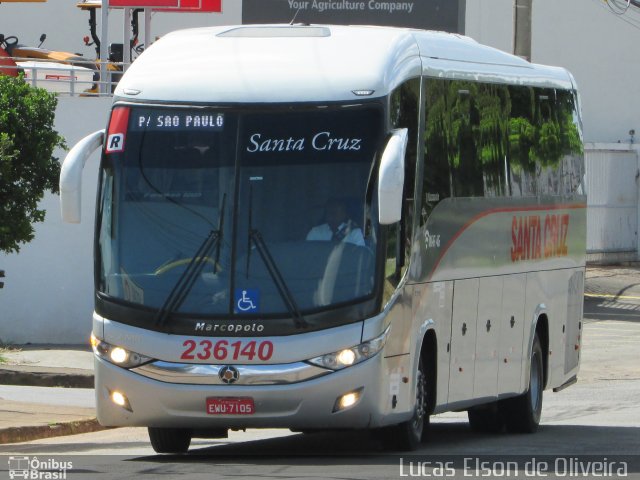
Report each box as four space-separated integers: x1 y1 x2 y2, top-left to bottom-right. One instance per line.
467 403 504 433
148 427 192 454
382 356 428 451
502 334 544 433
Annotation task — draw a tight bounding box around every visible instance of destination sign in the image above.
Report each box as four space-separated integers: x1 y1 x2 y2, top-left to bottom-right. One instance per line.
130 110 225 132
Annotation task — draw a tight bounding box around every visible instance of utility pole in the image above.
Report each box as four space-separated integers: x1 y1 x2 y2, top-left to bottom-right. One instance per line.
513 0 532 62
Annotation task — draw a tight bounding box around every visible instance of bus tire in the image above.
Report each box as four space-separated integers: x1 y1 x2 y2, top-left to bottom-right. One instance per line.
502 334 544 433
148 427 192 454
381 356 428 451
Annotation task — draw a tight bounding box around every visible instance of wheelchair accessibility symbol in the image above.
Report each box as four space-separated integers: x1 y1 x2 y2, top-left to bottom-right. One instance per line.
235 289 260 313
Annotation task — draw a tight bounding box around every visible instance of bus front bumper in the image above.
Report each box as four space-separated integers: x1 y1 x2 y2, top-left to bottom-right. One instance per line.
94 353 409 430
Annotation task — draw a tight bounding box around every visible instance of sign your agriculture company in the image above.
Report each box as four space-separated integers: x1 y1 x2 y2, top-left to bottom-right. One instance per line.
242 0 466 32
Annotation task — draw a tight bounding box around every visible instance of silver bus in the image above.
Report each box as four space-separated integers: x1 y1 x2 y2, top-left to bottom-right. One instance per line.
61 24 585 453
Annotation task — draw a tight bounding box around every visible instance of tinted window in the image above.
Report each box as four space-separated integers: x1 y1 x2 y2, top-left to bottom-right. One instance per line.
421 79 583 224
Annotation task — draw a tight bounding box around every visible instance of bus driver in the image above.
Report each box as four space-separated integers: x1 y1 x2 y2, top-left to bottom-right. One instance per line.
306 198 365 246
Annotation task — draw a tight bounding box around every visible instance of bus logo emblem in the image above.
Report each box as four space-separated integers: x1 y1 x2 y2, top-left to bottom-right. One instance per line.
219 366 240 384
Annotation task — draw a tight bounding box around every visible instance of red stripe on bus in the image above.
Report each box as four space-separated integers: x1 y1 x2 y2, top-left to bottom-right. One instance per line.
427 202 587 280
108 107 130 137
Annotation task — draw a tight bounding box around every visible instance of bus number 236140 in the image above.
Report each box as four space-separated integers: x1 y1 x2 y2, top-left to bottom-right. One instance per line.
180 339 274 361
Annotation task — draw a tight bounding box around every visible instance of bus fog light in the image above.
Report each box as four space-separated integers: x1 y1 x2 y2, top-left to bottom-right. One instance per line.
334 388 363 412
110 390 132 412
341 393 358 408
111 391 126 406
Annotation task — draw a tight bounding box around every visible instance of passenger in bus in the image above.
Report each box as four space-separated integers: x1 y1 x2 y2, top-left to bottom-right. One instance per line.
306 198 365 246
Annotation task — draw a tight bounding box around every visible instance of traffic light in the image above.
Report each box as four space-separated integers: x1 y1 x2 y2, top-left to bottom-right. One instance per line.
0 270 4 289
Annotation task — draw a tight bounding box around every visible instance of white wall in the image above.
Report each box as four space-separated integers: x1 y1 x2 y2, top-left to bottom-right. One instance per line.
585 143 639 256
464 0 513 53
0 97 111 344
466 0 640 144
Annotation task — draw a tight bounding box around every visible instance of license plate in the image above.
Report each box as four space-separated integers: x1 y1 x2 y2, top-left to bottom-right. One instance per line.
206 397 255 415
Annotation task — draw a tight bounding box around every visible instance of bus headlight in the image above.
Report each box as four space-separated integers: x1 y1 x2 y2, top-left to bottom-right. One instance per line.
307 326 390 370
90 333 153 369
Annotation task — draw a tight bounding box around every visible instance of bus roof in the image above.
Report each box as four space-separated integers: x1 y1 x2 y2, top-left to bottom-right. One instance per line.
114 24 575 104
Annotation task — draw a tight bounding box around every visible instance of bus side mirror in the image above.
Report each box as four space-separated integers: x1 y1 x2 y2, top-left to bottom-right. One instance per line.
378 128 408 225
60 130 105 223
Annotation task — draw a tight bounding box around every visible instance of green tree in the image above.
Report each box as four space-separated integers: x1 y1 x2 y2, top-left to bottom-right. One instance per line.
0 75 65 254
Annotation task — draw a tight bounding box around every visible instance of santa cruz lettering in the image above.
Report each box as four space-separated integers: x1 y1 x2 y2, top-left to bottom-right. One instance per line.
181 339 274 361
246 132 362 153
511 213 570 262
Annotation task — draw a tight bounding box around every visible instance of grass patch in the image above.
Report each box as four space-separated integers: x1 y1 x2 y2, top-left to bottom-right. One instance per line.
0 344 21 364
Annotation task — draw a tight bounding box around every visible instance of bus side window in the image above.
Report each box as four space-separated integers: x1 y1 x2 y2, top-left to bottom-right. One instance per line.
508 86 584 197
422 78 453 222
421 79 510 224
385 78 420 292
448 81 484 197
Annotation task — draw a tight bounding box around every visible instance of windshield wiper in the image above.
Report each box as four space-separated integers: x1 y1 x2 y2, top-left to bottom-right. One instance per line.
245 184 307 329
248 229 307 329
155 229 220 327
156 192 227 327
213 194 226 274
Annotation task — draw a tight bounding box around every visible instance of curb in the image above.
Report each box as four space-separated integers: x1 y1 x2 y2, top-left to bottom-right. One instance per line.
0 419 109 445
0 368 93 389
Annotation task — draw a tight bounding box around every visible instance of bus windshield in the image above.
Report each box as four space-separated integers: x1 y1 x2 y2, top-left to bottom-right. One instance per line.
97 105 383 322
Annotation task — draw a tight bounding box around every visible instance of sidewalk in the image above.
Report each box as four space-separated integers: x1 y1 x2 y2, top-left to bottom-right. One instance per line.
1 264 639 446
0 345 93 388
0 400 103 445
585 264 640 299
0 346 103 444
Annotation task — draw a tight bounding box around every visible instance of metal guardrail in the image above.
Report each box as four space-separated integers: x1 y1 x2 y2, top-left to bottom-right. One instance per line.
1 58 124 96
